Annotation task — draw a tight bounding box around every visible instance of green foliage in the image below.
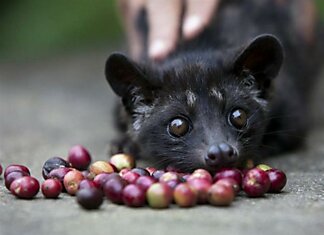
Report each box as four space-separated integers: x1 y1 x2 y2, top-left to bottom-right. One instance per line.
316 0 324 19
0 0 123 60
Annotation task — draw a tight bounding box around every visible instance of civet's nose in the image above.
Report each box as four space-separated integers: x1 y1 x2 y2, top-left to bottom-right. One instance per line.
205 143 238 168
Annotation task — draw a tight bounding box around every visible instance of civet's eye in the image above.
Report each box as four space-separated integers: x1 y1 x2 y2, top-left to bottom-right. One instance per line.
168 117 190 137
229 108 247 129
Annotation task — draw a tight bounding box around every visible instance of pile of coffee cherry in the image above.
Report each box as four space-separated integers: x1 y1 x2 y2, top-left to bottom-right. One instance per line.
0 145 287 210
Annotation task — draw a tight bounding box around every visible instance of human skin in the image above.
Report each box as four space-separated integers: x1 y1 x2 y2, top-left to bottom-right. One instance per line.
117 0 317 61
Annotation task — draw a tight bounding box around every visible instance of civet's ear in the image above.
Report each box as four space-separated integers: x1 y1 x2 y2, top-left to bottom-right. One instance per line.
234 34 284 81
105 53 154 97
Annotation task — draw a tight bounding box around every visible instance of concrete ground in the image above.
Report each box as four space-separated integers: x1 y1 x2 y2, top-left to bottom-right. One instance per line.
0 50 323 235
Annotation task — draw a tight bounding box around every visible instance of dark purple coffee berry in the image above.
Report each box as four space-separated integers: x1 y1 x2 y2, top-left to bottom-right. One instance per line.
93 173 120 189
267 169 287 193
151 170 165 181
131 167 150 176
78 179 100 190
47 167 72 185
103 177 127 204
77 188 103 210
135 176 156 192
42 157 70 179
5 171 30 190
67 145 92 171
4 164 30 178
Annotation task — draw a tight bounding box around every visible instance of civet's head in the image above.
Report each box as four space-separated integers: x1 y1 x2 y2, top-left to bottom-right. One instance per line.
105 35 283 172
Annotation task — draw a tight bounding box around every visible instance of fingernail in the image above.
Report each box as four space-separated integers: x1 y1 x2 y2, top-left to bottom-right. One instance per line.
149 40 168 60
183 16 202 39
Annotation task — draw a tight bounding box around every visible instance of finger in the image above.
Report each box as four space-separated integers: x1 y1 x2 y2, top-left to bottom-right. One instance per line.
182 0 220 40
147 0 183 60
295 0 316 44
118 0 145 60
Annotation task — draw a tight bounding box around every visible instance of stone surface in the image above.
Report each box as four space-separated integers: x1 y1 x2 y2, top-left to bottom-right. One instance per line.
0 51 323 235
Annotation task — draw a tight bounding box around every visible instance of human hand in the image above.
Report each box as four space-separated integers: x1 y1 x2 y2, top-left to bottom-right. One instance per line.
118 0 220 61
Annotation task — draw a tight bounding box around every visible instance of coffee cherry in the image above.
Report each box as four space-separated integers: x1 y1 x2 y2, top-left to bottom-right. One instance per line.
173 183 197 207
131 167 150 176
63 170 84 195
109 153 135 172
242 168 270 197
122 171 140 184
77 188 103 210
186 178 211 204
89 161 115 176
67 145 92 171
256 164 272 171
188 169 213 183
159 172 181 189
103 176 127 204
0 163 3 176
163 179 180 189
10 176 40 199
5 171 30 190
78 179 100 190
48 167 72 186
146 183 173 209
41 179 63 198
208 183 235 206
4 164 30 178
42 157 70 179
215 178 240 195
93 173 120 189
213 168 242 186
122 184 146 207
135 176 156 192
151 170 165 181
267 169 287 193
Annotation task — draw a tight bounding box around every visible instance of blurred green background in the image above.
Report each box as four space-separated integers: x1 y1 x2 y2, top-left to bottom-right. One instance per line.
0 0 123 61
0 0 323 61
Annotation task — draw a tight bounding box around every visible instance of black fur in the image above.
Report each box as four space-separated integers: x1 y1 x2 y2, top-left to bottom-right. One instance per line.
105 0 322 172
